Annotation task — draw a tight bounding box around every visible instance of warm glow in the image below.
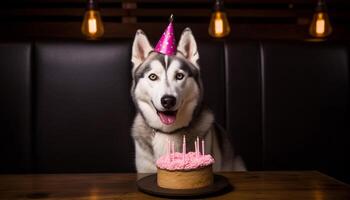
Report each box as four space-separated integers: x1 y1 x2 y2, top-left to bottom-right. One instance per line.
88 18 97 35
208 11 230 38
214 14 224 35
313 190 325 200
81 10 104 39
309 11 332 38
89 188 99 200
316 13 325 34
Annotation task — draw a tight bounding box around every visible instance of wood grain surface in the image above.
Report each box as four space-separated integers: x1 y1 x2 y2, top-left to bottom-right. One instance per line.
0 171 349 199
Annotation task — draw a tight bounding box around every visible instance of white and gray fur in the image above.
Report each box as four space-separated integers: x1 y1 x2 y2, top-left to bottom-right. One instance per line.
131 28 245 173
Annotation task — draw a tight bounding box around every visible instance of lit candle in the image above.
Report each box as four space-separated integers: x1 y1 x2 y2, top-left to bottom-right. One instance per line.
202 139 205 156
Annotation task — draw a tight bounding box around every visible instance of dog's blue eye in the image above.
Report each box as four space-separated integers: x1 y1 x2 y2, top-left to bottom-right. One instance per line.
148 73 158 81
176 73 184 80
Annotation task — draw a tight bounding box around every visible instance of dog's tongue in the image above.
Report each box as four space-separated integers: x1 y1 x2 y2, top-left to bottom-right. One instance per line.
158 112 176 125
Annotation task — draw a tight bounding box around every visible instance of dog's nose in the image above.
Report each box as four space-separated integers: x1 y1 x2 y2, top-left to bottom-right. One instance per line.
161 95 176 109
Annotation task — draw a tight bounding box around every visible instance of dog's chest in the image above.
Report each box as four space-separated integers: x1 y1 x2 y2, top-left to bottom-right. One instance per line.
152 132 182 160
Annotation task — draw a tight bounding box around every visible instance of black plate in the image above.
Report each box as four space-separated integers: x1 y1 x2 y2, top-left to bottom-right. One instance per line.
137 174 232 198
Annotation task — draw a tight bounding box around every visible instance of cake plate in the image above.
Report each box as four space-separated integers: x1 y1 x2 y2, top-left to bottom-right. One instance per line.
137 174 232 198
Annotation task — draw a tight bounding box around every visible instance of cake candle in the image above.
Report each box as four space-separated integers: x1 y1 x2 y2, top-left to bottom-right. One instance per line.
172 141 175 161
169 139 171 161
194 140 197 157
182 135 186 161
202 139 205 156
167 138 171 162
197 137 200 157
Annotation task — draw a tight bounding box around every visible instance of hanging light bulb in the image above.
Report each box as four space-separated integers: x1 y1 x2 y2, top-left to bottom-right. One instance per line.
309 0 332 38
81 0 104 39
208 0 230 38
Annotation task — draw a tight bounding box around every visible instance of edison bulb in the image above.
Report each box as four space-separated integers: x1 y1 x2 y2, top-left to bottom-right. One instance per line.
209 11 230 38
309 12 332 38
81 10 104 39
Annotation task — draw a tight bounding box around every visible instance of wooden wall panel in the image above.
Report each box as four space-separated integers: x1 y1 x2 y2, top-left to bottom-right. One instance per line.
0 0 349 40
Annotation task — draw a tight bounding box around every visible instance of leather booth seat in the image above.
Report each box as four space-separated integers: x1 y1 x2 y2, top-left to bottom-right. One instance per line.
0 40 349 183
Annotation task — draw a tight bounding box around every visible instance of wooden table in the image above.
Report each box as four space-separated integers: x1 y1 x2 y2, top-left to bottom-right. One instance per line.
0 171 349 199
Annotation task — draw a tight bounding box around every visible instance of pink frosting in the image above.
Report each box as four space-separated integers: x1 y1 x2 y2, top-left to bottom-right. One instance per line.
156 152 215 171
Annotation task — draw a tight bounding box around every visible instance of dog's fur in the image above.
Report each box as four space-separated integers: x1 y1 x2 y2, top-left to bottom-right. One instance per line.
131 28 245 173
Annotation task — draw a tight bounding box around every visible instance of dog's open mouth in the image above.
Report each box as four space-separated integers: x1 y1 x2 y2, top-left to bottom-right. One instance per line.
157 110 177 125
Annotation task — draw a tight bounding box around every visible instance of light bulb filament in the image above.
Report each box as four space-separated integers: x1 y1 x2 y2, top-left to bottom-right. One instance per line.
316 13 325 35
214 18 224 35
88 17 97 34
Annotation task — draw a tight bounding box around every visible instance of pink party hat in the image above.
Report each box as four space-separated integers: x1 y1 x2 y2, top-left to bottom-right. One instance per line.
154 14 176 56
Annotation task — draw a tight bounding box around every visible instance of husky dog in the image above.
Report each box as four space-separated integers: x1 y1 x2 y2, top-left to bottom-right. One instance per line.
131 28 245 173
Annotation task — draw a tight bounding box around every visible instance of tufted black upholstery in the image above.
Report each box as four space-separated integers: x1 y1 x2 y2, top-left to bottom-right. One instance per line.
198 41 226 128
262 42 349 173
34 41 135 172
0 40 349 183
225 41 263 170
0 42 32 173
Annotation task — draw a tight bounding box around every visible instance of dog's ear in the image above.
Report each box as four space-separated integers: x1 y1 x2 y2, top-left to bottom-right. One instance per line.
132 29 153 70
176 28 199 67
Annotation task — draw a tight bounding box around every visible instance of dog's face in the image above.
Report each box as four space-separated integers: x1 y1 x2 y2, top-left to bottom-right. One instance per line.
131 28 203 133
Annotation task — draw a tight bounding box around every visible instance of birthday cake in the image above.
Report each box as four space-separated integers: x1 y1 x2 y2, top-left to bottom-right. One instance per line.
156 137 215 189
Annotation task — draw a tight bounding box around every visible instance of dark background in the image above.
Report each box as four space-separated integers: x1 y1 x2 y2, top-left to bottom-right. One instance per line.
0 0 349 40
